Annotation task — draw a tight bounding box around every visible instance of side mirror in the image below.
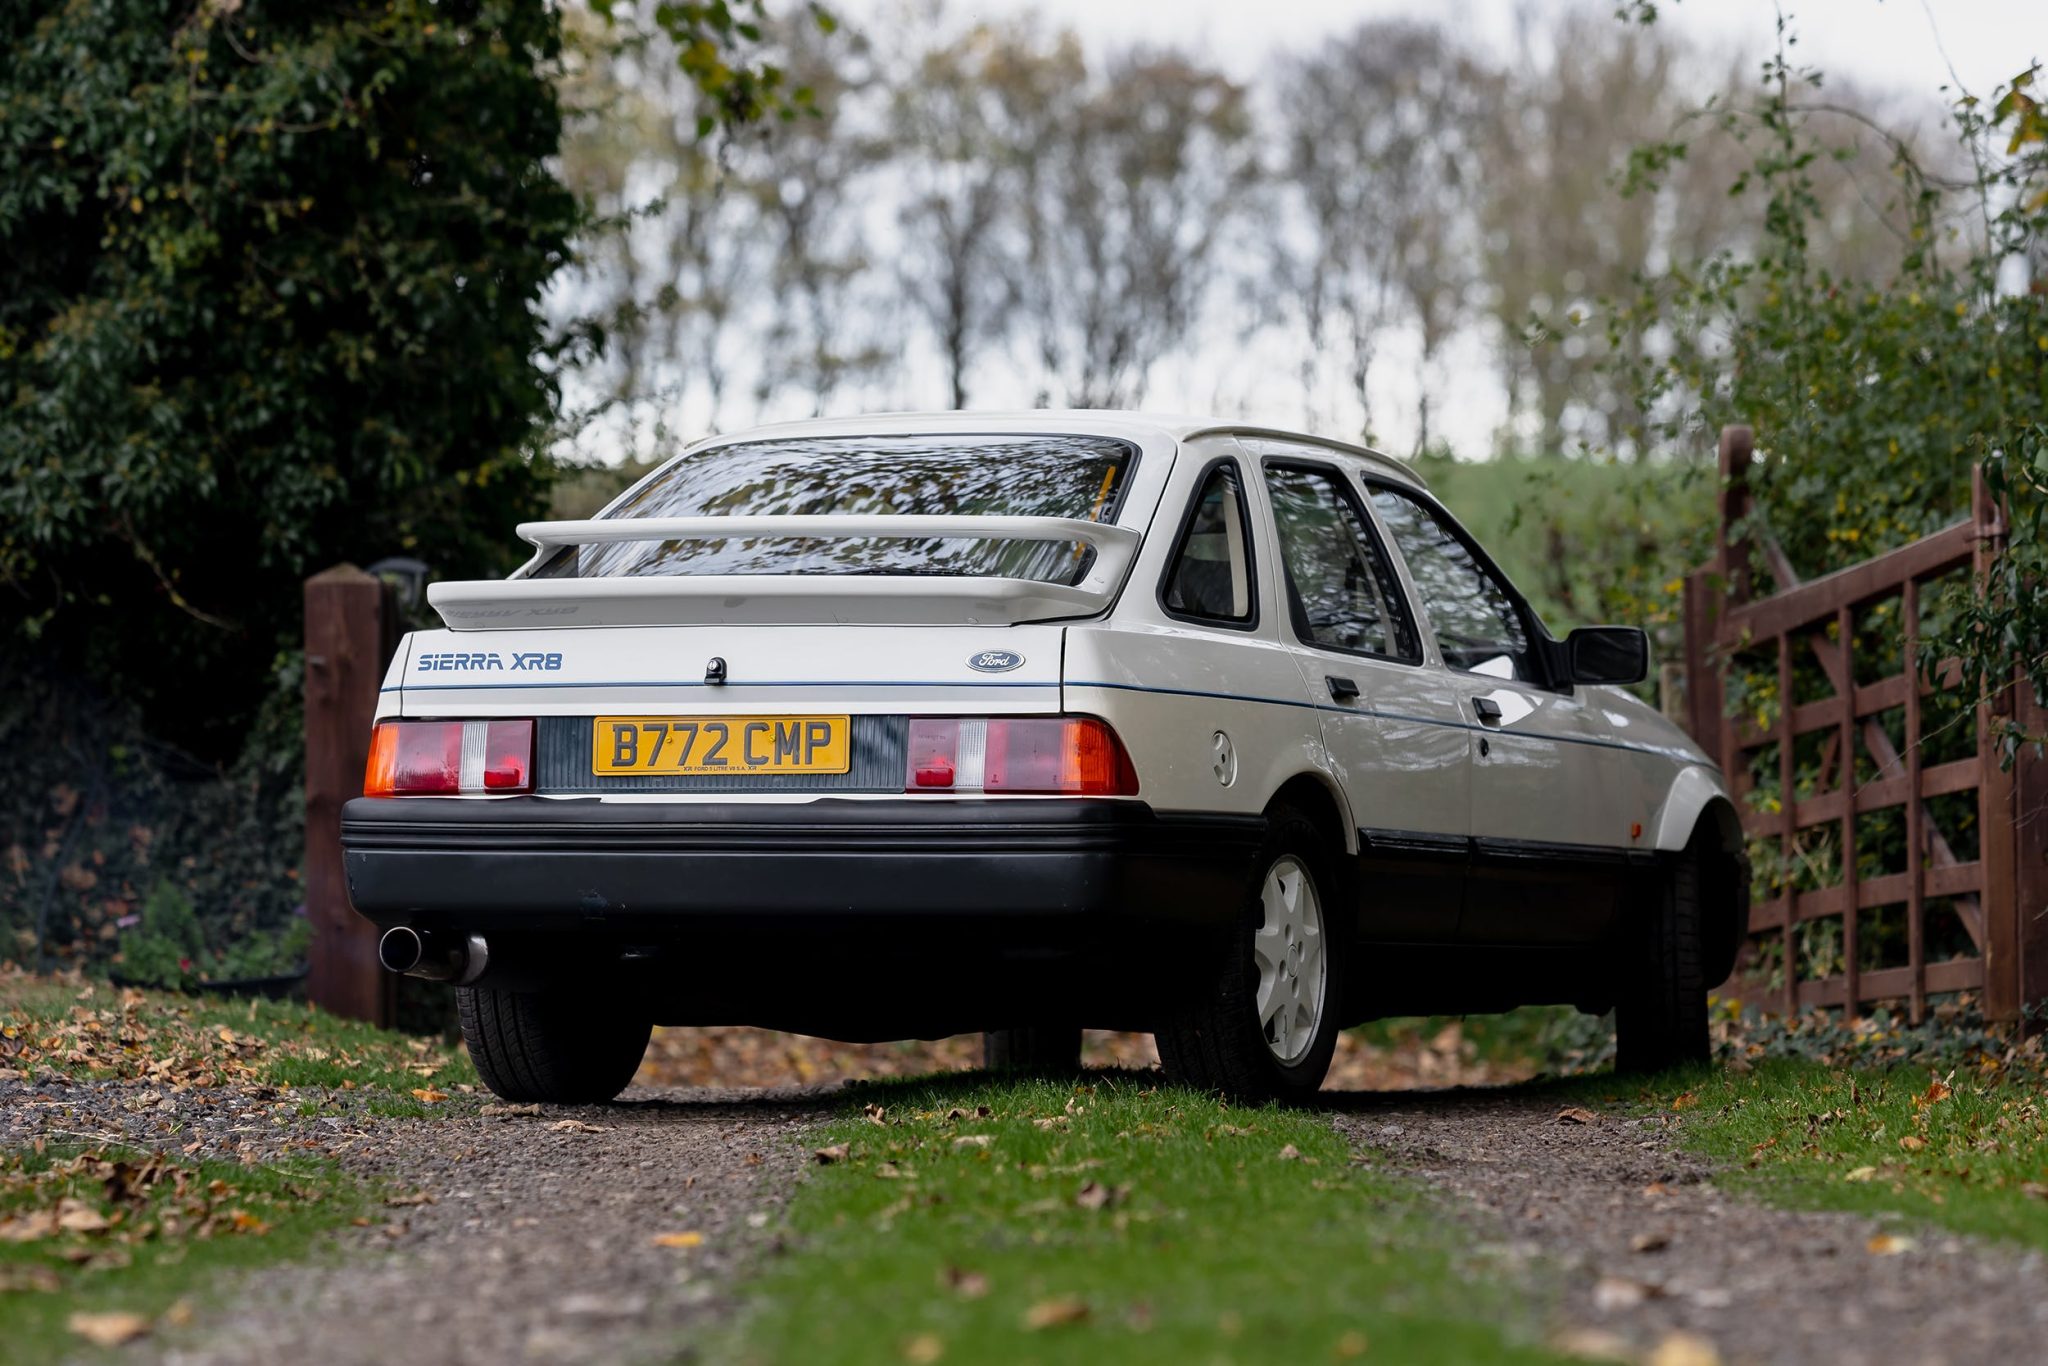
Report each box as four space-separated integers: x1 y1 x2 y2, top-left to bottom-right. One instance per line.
1565 626 1649 686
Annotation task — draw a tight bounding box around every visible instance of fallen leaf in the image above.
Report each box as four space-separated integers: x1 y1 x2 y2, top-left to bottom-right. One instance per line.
1022 1297 1090 1330
1592 1274 1664 1312
2020 1182 2048 1200
56 1202 110 1234
1556 1107 1600 1126
479 1103 542 1118
1843 1166 1878 1183
1866 1233 1916 1256
652 1231 705 1249
952 1134 994 1150
410 1088 447 1105
1647 1332 1723 1366
385 1191 436 1207
1669 1092 1700 1112
864 1103 888 1126
162 1300 194 1328
875 1162 906 1180
902 1333 944 1364
547 1119 608 1134
941 1266 989 1299
814 1144 850 1165
1277 1144 1304 1161
1898 1135 1927 1152
1629 1231 1671 1254
1334 1329 1370 1358
68 1311 151 1347
1075 1180 1130 1210
0 1264 61 1293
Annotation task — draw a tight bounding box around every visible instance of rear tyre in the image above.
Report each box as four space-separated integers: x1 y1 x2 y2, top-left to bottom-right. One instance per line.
982 1026 1083 1074
457 985 652 1104
1615 831 1712 1075
1155 807 1344 1104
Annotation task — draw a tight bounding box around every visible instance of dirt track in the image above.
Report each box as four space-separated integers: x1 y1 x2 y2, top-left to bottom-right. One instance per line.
11 1044 2048 1365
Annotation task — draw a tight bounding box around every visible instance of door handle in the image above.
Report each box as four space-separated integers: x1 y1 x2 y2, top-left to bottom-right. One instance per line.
1472 696 1503 724
1325 675 1360 702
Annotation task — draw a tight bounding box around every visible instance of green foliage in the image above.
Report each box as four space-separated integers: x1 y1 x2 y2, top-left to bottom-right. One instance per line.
588 0 835 137
116 881 310 990
1607 29 2047 746
1 0 579 758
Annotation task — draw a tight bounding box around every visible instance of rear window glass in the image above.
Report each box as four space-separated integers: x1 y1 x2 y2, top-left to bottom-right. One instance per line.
534 434 1135 585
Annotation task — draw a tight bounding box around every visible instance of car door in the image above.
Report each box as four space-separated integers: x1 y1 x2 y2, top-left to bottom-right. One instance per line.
1362 480 1630 945
1253 447 1469 943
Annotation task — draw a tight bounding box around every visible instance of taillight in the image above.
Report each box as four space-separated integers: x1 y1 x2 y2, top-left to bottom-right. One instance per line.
365 720 534 797
903 717 1138 796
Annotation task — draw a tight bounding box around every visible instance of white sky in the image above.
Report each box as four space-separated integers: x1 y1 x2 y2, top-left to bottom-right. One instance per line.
949 0 2033 99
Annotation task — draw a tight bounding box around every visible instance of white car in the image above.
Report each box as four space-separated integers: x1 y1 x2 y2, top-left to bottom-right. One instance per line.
343 412 1747 1103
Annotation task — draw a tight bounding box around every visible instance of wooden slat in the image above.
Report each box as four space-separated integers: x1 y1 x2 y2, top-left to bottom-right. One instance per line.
1920 759 1980 798
1777 632 1798 1014
1723 520 1975 641
1774 864 1986 927
1838 603 1861 1018
1904 575 1926 1021
1855 673 1908 716
1856 958 1984 1002
1730 664 1967 749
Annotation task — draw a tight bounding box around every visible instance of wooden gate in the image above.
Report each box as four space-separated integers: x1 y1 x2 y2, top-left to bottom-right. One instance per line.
1681 426 2048 1022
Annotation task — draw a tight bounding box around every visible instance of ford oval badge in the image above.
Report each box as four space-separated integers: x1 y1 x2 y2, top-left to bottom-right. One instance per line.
968 650 1025 673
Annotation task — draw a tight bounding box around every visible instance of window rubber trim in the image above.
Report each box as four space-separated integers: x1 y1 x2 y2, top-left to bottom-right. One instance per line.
1156 454 1261 632
1259 456 1425 667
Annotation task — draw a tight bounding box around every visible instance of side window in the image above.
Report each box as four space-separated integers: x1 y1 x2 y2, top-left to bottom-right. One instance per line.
1369 486 1538 683
1263 464 1420 661
1160 461 1255 626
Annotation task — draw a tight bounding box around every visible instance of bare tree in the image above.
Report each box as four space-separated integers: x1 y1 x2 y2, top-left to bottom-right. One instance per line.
1010 46 1258 409
1276 22 1495 451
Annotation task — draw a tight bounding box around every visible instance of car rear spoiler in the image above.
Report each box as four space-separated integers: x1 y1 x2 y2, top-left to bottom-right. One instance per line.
425 515 1145 630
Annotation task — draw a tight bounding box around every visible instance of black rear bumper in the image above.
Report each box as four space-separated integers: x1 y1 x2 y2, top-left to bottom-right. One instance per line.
340 797 1262 1034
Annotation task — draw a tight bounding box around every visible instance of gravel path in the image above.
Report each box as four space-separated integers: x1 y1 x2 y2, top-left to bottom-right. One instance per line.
1331 1088 2048 1366
1 1075 829 1366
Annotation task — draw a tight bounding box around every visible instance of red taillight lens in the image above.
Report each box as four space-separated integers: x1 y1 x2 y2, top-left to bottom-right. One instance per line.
903 717 1137 796
364 720 534 797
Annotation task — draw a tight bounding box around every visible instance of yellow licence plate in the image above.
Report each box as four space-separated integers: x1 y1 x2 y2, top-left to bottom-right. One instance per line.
592 715 851 776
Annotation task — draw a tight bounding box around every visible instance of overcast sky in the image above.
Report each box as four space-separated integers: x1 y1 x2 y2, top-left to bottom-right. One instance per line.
944 0 2032 100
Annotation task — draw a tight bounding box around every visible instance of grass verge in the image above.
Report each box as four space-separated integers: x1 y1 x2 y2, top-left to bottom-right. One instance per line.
730 1071 1573 1366
0 1143 365 1357
1580 1055 2048 1251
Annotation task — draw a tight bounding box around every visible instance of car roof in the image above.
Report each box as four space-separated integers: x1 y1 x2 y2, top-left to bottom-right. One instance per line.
689 410 1429 491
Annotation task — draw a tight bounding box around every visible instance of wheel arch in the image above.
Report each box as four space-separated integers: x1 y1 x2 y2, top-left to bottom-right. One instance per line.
1263 770 1355 855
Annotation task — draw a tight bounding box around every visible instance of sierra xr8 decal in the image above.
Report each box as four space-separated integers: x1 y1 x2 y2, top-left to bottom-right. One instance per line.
416 651 563 672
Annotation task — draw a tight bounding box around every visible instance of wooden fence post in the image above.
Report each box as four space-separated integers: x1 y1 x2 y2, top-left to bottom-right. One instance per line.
304 565 396 1026
2016 681 2048 1026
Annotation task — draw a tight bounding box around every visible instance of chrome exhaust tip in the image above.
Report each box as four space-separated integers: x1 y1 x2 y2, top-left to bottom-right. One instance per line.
377 926 424 974
377 927 489 985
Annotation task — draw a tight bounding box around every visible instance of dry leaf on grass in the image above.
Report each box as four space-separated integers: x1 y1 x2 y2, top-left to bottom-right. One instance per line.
1277 1144 1304 1161
57 1201 111 1233
0 1264 61 1293
68 1311 152 1347
1647 1331 1723 1366
940 1265 989 1299
813 1144 850 1165
409 1088 447 1105
1334 1330 1369 1358
1022 1297 1090 1330
1898 1135 1927 1152
951 1134 993 1150
1843 1166 1879 1182
902 1333 945 1364
1555 1106 1600 1126
652 1231 705 1249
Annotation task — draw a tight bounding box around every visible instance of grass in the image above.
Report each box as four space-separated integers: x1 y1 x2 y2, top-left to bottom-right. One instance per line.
0 971 468 1354
0 968 475 1096
728 1071 1574 1366
1584 1055 2048 1252
0 1143 366 1359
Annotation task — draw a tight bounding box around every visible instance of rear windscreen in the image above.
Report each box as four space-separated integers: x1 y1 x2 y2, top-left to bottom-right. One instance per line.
533 434 1136 585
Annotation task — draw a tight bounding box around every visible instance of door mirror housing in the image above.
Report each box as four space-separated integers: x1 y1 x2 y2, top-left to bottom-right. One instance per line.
1564 626 1649 686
